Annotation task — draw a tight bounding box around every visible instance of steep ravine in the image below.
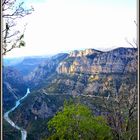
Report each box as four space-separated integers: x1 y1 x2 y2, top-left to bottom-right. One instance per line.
3 47 138 139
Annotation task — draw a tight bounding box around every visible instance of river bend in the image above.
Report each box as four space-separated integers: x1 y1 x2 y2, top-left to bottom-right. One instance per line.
4 88 30 140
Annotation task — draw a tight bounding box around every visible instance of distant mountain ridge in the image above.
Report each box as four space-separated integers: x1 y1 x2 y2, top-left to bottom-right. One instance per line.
3 47 137 110
20 47 138 96
3 57 24 66
3 56 50 76
57 47 137 74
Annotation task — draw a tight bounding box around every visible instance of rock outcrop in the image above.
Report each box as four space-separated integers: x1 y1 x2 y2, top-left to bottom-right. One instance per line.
57 48 137 74
69 48 102 57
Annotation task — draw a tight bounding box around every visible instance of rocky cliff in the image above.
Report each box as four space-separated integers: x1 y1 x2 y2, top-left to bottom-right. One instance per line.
57 48 137 74
24 53 68 88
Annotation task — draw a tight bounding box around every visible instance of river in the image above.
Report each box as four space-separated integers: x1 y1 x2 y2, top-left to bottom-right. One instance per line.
4 88 30 140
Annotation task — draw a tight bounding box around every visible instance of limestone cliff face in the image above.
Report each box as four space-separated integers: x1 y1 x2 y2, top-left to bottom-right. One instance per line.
69 49 101 57
24 53 68 88
57 48 137 74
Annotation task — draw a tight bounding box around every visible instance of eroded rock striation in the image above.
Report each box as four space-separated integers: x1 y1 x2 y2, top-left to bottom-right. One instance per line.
57 48 137 74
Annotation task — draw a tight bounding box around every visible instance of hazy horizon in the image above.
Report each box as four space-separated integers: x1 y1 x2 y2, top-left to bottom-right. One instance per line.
3 46 137 59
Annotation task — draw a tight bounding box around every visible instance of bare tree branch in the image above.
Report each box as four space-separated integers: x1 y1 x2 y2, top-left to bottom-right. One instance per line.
2 0 34 55
125 38 137 49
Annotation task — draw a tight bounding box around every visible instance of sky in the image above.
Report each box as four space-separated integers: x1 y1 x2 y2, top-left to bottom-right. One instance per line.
4 0 137 58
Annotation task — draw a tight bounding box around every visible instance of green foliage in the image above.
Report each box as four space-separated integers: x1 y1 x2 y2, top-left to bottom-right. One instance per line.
19 40 25 47
47 102 112 140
